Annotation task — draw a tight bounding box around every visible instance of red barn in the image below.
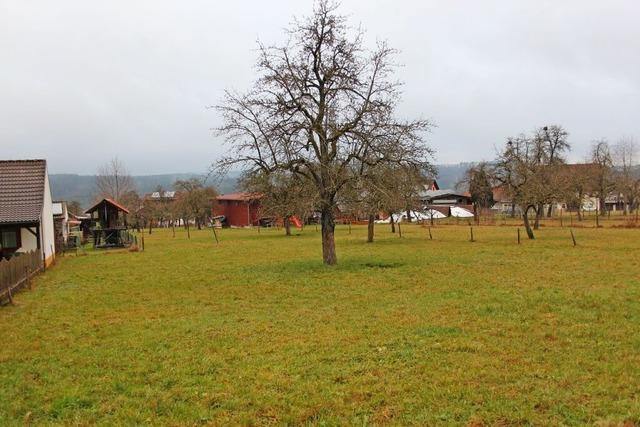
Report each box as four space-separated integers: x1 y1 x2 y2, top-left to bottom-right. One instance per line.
213 192 263 227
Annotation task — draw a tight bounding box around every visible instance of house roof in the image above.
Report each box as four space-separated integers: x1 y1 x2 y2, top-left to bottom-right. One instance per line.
216 192 263 202
0 159 47 224
85 198 130 214
420 189 469 199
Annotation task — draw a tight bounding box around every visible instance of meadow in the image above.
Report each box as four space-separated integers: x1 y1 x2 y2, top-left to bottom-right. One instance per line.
1 220 640 425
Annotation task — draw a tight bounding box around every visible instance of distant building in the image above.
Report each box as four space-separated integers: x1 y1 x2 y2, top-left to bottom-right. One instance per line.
52 201 70 251
0 160 56 264
419 189 472 207
213 192 263 227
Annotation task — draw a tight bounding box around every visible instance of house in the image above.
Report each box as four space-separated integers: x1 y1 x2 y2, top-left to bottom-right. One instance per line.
52 201 70 251
419 189 473 207
0 160 56 265
213 192 263 227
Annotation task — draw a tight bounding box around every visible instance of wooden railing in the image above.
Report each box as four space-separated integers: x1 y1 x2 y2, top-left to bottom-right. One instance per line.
0 251 43 305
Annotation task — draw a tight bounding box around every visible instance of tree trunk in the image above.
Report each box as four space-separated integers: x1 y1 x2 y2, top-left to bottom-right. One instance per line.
367 214 375 243
534 203 543 230
547 204 553 218
284 216 291 236
510 203 516 218
148 219 153 234
405 208 412 223
389 213 396 233
321 207 337 265
523 205 535 239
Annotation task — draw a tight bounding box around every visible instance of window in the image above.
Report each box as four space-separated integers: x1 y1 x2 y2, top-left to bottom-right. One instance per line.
1 230 18 249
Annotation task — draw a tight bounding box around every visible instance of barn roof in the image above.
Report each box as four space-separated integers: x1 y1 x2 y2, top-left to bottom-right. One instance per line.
216 192 263 202
0 159 47 224
85 198 130 214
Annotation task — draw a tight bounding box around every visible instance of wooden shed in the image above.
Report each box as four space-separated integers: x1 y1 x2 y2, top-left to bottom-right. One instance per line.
85 198 132 247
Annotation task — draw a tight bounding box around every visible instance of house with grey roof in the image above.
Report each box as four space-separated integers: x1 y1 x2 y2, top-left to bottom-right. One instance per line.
0 160 56 265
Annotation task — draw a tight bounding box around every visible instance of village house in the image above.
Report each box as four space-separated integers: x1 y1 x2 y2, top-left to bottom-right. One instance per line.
0 160 56 264
213 192 263 227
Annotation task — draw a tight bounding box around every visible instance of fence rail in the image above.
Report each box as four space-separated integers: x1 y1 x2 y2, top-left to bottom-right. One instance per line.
0 251 43 305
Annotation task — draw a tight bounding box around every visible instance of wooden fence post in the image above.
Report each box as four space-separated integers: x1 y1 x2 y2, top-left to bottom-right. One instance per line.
517 228 521 244
6 283 13 305
398 222 402 238
212 226 219 244
141 235 145 251
428 227 432 240
570 229 577 247
470 226 474 242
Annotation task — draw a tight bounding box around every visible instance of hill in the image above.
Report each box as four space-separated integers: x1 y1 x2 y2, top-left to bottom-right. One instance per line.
49 164 470 208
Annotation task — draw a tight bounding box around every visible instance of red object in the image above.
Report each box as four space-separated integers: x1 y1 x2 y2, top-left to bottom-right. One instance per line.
290 216 302 228
213 192 263 227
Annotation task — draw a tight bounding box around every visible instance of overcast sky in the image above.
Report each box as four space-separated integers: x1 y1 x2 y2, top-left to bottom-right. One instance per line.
1 1 638 174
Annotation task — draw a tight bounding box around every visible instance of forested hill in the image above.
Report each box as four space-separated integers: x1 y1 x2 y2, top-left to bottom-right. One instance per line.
50 164 470 208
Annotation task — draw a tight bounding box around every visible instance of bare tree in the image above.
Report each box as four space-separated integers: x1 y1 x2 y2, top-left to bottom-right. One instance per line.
174 178 218 230
493 125 571 239
241 170 318 236
590 140 615 217
95 157 135 202
612 137 639 215
216 1 432 265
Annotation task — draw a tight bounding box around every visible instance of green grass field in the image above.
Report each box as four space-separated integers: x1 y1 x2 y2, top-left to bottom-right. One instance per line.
2 222 640 425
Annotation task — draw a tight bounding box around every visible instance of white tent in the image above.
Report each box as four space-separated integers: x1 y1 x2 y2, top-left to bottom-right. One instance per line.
450 206 474 218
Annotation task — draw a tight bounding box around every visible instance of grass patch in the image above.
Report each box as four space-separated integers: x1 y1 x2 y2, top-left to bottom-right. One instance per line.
1 223 640 425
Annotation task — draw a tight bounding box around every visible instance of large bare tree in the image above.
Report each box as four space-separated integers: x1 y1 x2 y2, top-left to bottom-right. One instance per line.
95 157 135 202
216 1 432 264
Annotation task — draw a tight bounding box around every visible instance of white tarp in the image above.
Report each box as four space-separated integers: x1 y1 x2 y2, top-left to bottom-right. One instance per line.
375 209 446 223
450 206 474 218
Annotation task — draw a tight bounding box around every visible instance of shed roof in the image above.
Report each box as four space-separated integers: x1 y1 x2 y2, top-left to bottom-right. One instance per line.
216 192 263 202
0 159 47 224
85 198 130 214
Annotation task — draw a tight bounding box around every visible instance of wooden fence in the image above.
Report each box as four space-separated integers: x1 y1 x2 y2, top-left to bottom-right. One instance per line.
0 251 43 305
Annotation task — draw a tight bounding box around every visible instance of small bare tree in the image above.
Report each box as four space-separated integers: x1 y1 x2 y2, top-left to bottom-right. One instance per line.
612 137 639 215
95 157 134 202
590 140 615 217
216 1 432 265
493 125 571 239
241 170 318 235
174 178 218 230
